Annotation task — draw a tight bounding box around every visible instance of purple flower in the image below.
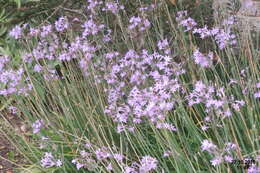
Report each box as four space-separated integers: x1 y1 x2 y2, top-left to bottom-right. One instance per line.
139 156 158 173
41 25 52 37
138 4 155 12
210 27 220 35
157 39 169 50
56 160 63 167
176 11 187 21
113 153 124 162
55 16 69 32
224 155 233 163
248 165 260 173
214 28 236 50
32 120 44 134
255 91 260 98
232 100 245 111
86 0 103 13
157 39 171 54
28 27 40 37
95 148 111 160
33 64 42 72
102 2 124 14
210 156 223 166
201 125 209 131
254 82 260 98
193 26 212 39
201 139 217 153
156 122 176 131
128 16 150 31
58 52 71 61
40 152 62 168
8 106 18 114
193 49 213 68
124 166 137 173
72 159 85 170
179 17 197 32
106 163 113 171
9 25 23 39
222 16 235 26
256 82 260 88
82 18 104 37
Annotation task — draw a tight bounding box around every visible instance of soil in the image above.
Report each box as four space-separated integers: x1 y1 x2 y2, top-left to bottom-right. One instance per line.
0 112 28 173
0 136 15 173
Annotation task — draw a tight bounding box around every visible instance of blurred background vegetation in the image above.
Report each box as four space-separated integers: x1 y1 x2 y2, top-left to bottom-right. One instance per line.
0 0 87 59
0 0 216 58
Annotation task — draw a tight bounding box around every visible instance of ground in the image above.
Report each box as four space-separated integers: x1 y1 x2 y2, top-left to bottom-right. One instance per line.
0 135 15 173
0 112 27 173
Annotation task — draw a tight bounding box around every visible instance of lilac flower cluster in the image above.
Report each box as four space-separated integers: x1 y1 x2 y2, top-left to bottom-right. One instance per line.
9 25 23 39
201 140 237 166
187 81 245 129
254 82 260 98
139 156 158 173
213 27 236 50
82 18 105 37
72 144 126 171
6 9 121 101
8 106 18 114
103 50 184 132
157 39 171 55
102 2 124 14
22 22 102 78
32 120 44 134
176 11 197 32
26 24 52 38
40 152 62 168
55 16 69 32
138 4 155 13
72 150 97 170
25 33 59 61
179 17 197 32
128 16 151 32
70 138 160 172
176 11 236 50
86 0 103 14
248 164 260 173
193 26 213 39
28 27 40 37
192 49 213 68
41 25 52 38
0 56 32 96
123 156 158 173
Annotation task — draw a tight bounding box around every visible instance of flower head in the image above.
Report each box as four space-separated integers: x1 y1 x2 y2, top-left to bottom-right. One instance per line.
210 156 223 166
9 25 23 39
55 16 69 32
32 120 44 134
139 156 158 173
201 139 217 153
193 49 213 68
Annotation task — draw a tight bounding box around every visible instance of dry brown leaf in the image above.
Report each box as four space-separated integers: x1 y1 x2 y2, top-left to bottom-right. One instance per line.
169 0 176 5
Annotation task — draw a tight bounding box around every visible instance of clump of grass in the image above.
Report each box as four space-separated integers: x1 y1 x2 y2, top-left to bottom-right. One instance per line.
0 0 259 172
